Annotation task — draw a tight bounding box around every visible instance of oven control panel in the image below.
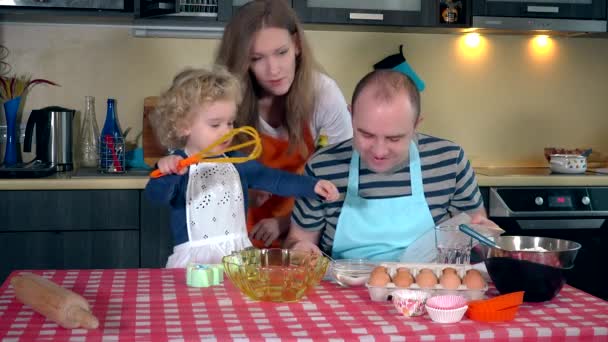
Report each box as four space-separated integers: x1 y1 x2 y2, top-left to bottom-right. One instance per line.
489 187 608 216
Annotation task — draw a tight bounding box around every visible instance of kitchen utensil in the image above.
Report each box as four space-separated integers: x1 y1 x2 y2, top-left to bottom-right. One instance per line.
474 236 581 302
329 259 376 287
23 106 75 171
149 126 262 178
11 273 99 329
222 248 330 302
435 223 473 264
466 291 524 322
458 224 501 249
142 96 166 167
104 134 123 172
549 154 587 174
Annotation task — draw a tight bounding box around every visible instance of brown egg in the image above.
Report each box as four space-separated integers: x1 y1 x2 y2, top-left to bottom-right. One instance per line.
415 271 438 288
393 271 414 288
463 269 486 290
419 268 434 274
396 267 411 274
439 272 461 289
371 266 388 275
368 271 391 286
442 267 458 275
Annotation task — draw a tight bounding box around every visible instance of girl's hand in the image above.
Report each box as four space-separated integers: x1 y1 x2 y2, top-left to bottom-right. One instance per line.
314 180 339 202
157 155 187 175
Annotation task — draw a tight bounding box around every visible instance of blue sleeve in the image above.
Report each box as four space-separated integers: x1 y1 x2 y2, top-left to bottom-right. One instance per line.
144 150 189 206
144 174 185 206
237 159 320 199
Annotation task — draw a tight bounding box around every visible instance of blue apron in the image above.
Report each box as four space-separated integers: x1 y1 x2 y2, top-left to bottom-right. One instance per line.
331 141 435 261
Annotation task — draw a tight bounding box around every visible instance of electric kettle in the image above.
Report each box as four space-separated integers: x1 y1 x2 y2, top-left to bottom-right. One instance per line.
24 106 75 171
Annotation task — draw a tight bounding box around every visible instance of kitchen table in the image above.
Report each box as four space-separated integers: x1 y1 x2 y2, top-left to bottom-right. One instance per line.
0 269 607 341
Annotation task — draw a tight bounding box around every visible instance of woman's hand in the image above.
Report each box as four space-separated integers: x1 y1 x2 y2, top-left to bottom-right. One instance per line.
249 190 272 208
250 217 283 247
157 155 187 175
314 180 339 202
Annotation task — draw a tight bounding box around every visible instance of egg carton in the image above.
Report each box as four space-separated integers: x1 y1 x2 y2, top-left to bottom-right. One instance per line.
366 262 488 302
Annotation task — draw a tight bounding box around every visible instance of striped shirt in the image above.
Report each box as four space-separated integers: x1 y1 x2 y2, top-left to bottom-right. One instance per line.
291 133 483 255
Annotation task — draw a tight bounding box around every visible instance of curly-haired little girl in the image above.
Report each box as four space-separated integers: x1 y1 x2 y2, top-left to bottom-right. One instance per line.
145 67 338 267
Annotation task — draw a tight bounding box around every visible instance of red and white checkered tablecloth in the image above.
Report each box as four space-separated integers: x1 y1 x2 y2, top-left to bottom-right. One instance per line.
0 269 607 341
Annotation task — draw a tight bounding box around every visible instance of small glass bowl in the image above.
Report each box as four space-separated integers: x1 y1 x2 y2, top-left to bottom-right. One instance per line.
329 259 376 287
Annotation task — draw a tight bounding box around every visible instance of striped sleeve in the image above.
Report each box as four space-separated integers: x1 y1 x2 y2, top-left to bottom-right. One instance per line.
449 148 483 213
291 162 327 231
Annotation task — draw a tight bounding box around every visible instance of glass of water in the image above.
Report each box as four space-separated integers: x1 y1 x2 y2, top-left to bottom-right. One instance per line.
435 224 473 264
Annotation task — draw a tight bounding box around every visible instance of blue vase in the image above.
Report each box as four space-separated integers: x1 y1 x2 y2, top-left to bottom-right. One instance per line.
3 96 21 167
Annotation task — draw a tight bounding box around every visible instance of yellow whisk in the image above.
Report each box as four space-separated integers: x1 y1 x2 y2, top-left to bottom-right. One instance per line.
149 126 262 179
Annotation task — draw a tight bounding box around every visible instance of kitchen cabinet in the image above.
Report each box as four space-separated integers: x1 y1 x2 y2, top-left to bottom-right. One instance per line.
0 190 141 281
136 0 253 21
293 0 439 27
0 1 134 25
140 192 173 268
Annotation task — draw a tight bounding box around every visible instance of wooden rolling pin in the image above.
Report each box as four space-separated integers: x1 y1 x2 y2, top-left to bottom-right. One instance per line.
11 273 99 329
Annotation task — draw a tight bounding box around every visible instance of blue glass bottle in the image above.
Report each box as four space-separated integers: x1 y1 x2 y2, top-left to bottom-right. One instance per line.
99 98 125 173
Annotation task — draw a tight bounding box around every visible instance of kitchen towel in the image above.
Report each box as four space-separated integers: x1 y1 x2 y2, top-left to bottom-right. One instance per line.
373 45 426 92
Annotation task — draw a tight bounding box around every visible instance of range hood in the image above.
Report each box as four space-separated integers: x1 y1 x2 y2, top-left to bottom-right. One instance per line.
472 0 608 33
472 16 607 33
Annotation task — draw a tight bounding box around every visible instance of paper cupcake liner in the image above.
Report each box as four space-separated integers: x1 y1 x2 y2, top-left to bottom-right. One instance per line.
392 289 431 317
426 295 468 310
426 304 468 323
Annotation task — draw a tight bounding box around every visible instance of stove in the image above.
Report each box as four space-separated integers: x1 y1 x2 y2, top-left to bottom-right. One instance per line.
487 186 608 300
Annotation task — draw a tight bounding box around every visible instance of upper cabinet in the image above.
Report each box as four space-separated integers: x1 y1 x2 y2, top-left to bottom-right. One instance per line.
137 0 228 20
293 0 462 27
0 0 134 14
136 0 255 21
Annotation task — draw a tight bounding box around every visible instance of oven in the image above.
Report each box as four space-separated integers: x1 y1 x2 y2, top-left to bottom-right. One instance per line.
487 186 607 300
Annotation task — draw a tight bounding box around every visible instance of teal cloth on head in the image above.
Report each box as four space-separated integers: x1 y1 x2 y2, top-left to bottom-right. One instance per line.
393 61 426 92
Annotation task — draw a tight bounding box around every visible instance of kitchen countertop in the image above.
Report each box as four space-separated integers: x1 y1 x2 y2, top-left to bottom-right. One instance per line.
2 167 608 190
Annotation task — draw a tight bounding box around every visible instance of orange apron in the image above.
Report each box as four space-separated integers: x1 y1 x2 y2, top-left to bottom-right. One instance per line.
247 126 315 248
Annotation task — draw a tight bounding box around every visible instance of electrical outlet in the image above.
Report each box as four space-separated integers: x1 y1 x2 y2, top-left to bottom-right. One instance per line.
0 125 27 143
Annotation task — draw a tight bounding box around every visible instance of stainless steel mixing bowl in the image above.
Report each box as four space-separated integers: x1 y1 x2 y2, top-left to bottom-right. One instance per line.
475 236 581 302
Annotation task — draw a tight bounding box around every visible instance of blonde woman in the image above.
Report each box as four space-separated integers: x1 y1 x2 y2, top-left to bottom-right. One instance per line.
145 67 338 267
216 0 352 248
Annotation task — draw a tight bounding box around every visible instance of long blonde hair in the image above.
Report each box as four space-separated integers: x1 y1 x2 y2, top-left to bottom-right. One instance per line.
151 66 242 149
216 0 316 155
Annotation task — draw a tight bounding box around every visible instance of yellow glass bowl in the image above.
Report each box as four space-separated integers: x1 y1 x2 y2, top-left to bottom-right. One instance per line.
222 248 330 302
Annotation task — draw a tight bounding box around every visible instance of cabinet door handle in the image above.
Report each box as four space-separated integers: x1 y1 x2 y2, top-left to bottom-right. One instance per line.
527 6 559 14
349 12 384 21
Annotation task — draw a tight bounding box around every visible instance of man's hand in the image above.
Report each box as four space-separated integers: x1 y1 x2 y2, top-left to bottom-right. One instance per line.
470 210 500 229
157 155 187 175
289 240 322 255
283 222 323 255
314 180 339 202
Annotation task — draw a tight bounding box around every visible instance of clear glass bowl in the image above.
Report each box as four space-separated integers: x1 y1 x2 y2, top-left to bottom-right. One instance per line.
222 248 330 302
329 259 376 287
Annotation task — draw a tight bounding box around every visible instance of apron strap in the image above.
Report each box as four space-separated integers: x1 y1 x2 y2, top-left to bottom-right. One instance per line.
350 140 422 197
